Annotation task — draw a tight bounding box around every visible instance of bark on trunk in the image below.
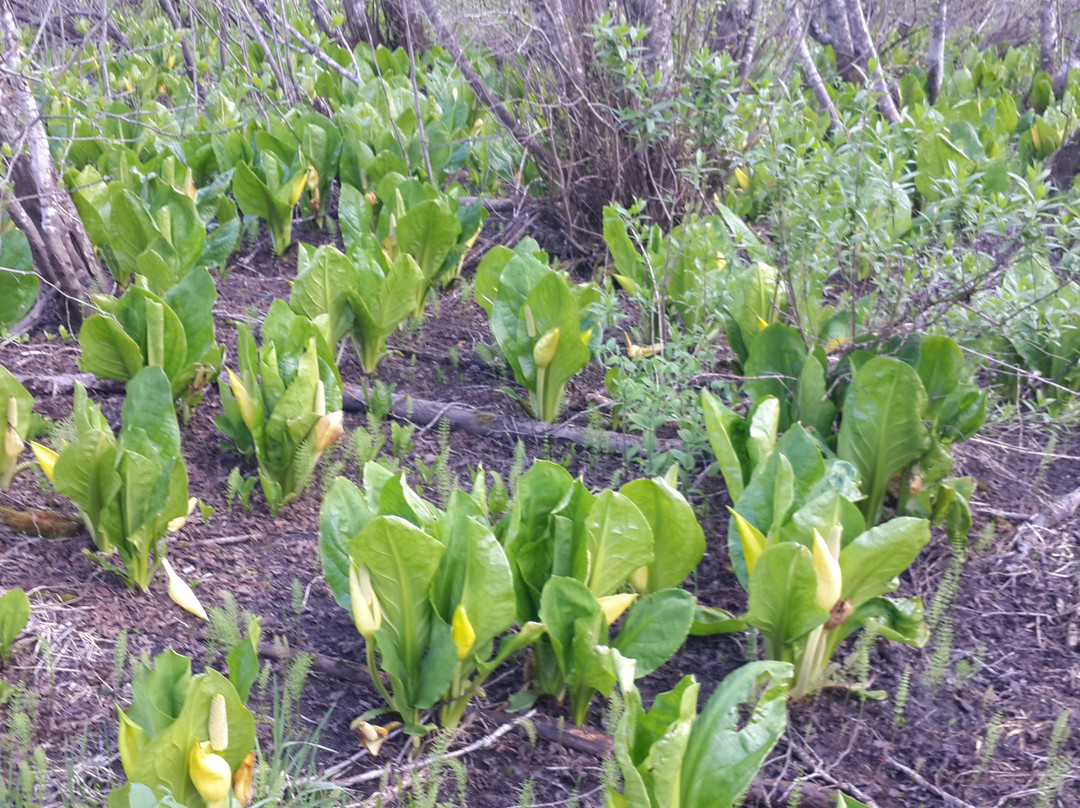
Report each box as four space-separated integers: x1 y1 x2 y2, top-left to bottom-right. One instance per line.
927 0 947 105
0 0 109 327
639 0 675 93
824 0 859 83
1040 0 1059 75
159 0 200 96
845 0 901 123
738 0 761 84
1053 31 1080 98
792 7 843 132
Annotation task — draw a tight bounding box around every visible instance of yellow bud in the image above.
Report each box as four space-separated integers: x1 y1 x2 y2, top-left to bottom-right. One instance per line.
579 328 593 347
189 741 233 808
729 507 766 576
811 528 842 612
123 77 133 92
598 593 638 626
305 165 320 212
162 558 208 621
756 316 769 331
232 751 255 807
227 369 257 432
523 304 536 338
472 118 484 133
313 411 344 454
349 562 382 640
30 442 58 483
532 327 560 370
451 603 476 660
168 54 176 69
629 565 649 593
365 190 378 207
1031 123 1041 151
734 166 749 191
314 378 326 417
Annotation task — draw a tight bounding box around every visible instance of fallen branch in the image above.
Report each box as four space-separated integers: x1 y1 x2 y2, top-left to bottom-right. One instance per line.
0 504 81 537
1027 484 1080 529
257 640 373 684
14 371 668 455
342 382 670 455
335 709 538 787
14 372 123 397
883 756 981 808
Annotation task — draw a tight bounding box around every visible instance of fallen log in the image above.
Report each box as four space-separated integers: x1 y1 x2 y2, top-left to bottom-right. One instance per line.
15 371 674 455
341 382 675 455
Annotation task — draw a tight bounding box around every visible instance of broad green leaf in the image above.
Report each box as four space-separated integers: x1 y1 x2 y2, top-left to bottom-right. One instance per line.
78 315 146 381
319 478 375 610
430 500 515 651
839 517 930 610
747 397 779 474
837 357 930 524
745 323 807 430
0 230 39 327
612 589 695 676
349 516 445 697
744 542 828 647
585 491 654 598
620 478 705 592
680 661 792 808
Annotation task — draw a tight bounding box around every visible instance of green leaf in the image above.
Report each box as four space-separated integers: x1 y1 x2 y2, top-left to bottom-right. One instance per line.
837 357 930 524
429 499 515 651
612 589 695 676
585 491 654 598
78 315 146 381
744 543 828 648
744 323 807 431
701 388 748 503
349 516 445 705
0 230 39 327
0 588 30 659
319 478 375 610
839 517 931 610
679 661 792 808
619 478 705 592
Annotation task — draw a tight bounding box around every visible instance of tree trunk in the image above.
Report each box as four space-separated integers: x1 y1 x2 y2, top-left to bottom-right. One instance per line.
792 7 842 132
824 0 859 83
927 0 947 105
845 0 901 123
738 0 761 84
1040 0 1059 75
159 0 200 97
638 0 675 93
0 0 109 328
1053 30 1080 98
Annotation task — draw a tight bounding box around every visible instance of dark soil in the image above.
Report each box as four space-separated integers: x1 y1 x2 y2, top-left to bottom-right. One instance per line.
1 224 1078 808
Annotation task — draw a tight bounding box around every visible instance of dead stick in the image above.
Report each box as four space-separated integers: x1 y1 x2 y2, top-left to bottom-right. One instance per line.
342 383 675 455
883 756 980 808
